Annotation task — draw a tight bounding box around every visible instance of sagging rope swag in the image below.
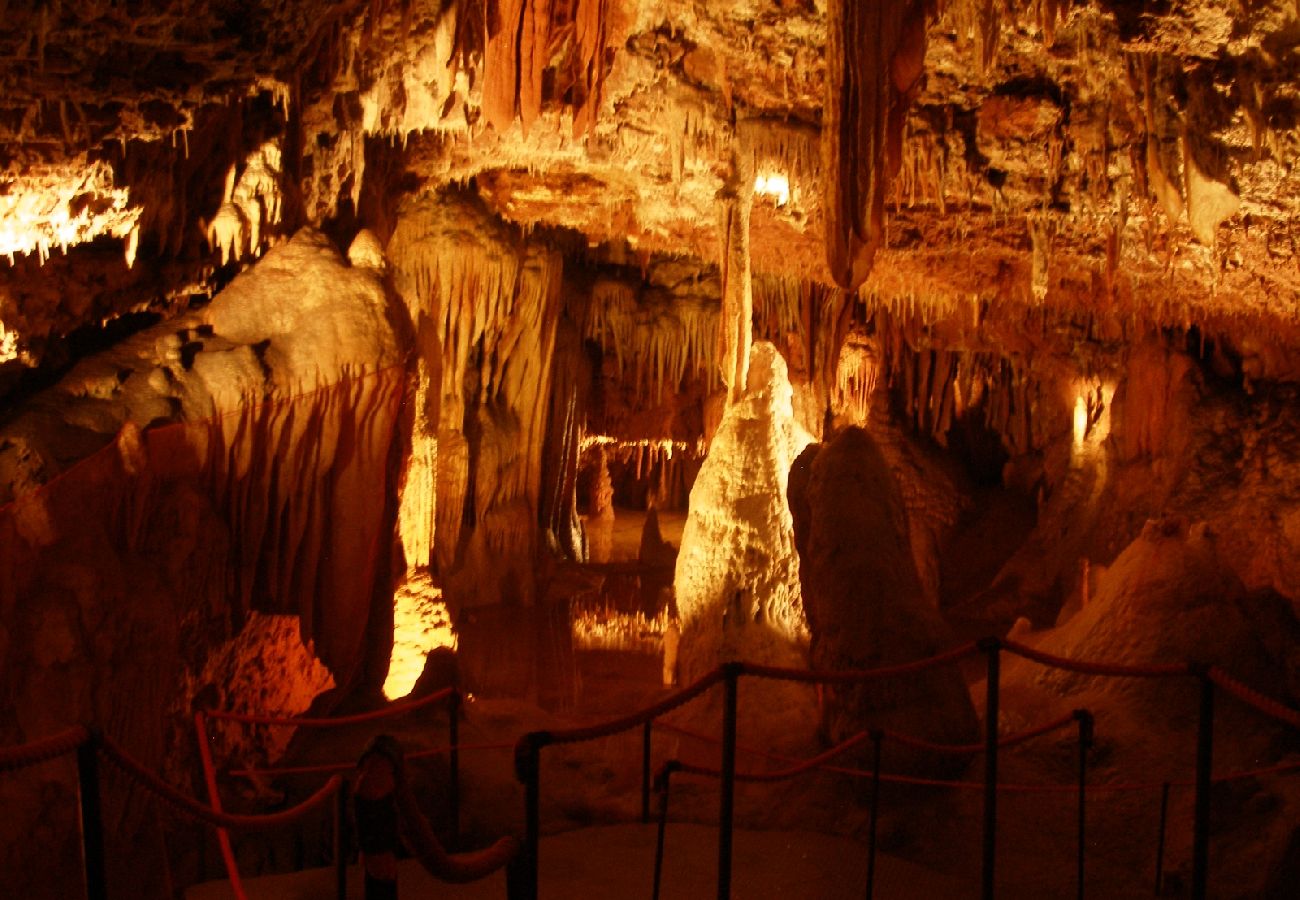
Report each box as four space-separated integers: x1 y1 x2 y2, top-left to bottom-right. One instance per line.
194 685 468 900
5 638 1300 900
509 638 1300 900
0 721 518 900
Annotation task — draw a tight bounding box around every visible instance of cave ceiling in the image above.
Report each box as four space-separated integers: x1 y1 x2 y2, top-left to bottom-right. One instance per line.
3 0 1300 371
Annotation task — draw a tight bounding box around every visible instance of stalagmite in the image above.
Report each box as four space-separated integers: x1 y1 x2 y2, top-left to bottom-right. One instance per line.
675 342 812 668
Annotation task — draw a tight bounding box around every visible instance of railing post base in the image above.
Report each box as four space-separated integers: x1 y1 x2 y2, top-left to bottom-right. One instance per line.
718 661 743 900
979 637 1001 900
1191 669 1214 900
1073 709 1094 900
514 731 550 900
76 734 107 900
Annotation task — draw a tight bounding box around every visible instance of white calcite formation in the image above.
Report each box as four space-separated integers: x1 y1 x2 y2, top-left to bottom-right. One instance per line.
675 341 813 672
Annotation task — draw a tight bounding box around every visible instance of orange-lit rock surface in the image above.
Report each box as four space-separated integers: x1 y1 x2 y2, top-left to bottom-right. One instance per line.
2 1 1300 898
790 426 979 772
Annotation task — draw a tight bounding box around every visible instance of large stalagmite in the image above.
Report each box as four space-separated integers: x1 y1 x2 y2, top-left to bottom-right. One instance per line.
788 426 979 771
675 341 811 668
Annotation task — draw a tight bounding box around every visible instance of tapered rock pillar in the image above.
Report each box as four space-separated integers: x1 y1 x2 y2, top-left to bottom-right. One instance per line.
718 147 754 406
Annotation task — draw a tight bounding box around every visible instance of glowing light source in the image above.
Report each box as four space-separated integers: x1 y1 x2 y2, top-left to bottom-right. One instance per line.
383 571 458 700
1073 394 1088 447
0 321 17 363
753 173 791 206
1070 379 1115 464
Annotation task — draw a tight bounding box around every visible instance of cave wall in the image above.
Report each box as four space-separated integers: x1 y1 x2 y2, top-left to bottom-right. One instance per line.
0 231 404 898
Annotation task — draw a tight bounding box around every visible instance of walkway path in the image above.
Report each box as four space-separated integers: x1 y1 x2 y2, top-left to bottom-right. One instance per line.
185 822 972 900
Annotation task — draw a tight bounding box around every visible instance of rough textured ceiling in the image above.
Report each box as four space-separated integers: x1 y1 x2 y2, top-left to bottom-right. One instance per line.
3 0 1300 370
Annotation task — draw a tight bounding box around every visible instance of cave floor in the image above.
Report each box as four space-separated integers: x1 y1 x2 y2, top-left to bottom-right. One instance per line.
183 821 971 899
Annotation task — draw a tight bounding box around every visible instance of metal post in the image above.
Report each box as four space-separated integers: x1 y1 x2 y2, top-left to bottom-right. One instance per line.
718 662 742 900
653 762 679 900
864 729 883 900
1154 782 1171 896
1074 710 1094 900
1191 672 1214 900
514 732 548 900
642 721 653 824
334 778 349 900
449 689 461 847
76 737 107 900
979 637 1001 900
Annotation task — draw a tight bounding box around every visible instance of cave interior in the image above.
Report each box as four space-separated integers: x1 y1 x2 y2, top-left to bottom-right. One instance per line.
2 0 1300 897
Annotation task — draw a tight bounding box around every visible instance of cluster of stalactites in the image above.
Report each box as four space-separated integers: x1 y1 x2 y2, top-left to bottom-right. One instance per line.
480 0 620 136
0 156 140 267
877 314 1049 455
834 338 878 426
388 197 565 580
585 277 721 403
580 434 703 480
205 140 285 266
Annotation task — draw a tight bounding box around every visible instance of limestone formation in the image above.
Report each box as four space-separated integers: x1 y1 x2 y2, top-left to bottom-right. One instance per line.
3 1 1300 897
789 426 979 770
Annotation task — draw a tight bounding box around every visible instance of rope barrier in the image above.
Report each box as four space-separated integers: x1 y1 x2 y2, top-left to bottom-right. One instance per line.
0 726 89 772
195 711 248 899
227 740 517 779
882 712 1079 756
1001 640 1192 679
536 668 725 748
206 686 455 727
96 734 343 830
394 773 521 883
740 641 979 684
1208 667 1300 731
677 730 873 783
660 721 1300 794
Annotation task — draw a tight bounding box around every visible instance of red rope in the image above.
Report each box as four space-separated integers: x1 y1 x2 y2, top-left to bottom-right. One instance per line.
395 774 520 882
740 641 979 684
98 734 343 830
1208 668 1300 731
227 740 517 779
883 712 1079 756
540 668 724 747
0 726 89 772
1001 640 1191 679
194 712 247 899
206 686 455 727
677 731 872 783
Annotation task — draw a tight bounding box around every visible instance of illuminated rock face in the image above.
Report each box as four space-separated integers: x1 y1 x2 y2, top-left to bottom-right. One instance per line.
0 231 404 899
675 342 812 675
789 426 979 771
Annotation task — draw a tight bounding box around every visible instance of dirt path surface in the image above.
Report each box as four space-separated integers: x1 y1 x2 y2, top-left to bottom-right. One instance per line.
185 821 972 900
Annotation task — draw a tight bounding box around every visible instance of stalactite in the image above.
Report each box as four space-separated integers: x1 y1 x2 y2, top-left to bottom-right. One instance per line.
824 0 927 293
585 278 719 402
480 0 617 136
718 146 754 404
388 196 564 606
833 338 877 425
